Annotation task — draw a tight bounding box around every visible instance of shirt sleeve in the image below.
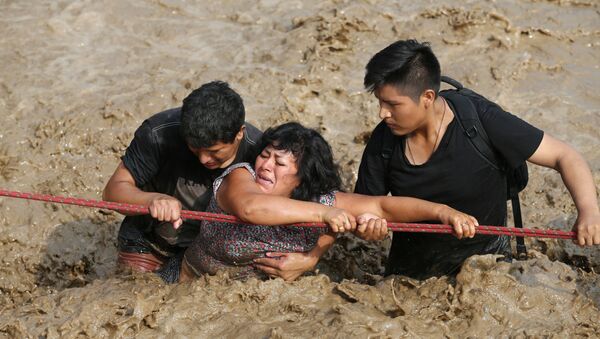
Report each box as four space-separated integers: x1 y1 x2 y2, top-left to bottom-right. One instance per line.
121 120 162 187
354 122 390 196
476 99 544 169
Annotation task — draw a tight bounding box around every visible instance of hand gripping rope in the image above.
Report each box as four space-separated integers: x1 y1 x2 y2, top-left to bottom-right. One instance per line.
0 189 576 240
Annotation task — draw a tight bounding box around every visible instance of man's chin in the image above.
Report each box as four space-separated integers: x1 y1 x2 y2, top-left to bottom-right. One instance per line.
203 162 220 170
385 124 409 136
389 128 409 136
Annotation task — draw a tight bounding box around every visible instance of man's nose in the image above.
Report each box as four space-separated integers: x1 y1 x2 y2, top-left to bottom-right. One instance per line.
379 106 391 120
198 152 212 164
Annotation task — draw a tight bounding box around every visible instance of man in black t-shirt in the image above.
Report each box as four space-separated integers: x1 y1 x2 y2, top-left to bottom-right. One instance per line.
103 81 263 273
354 40 600 280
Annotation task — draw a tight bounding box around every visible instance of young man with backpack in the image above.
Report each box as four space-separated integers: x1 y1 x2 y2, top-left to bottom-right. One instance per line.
354 40 600 280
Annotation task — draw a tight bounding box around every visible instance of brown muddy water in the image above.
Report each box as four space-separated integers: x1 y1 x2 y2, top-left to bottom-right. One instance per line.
0 0 599 337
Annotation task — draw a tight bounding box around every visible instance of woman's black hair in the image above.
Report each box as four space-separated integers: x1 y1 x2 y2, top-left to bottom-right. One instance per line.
260 122 341 202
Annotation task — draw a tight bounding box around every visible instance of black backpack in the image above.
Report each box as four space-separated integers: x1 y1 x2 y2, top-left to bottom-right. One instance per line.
381 76 529 259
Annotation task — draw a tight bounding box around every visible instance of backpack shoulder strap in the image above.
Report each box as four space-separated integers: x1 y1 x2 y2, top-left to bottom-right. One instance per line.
440 78 503 170
441 76 526 258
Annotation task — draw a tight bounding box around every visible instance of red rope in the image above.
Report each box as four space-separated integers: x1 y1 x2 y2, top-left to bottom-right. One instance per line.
0 189 576 240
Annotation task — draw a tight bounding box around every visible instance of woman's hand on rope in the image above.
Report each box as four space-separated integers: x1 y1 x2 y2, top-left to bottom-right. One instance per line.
354 213 389 241
147 193 183 229
323 207 356 233
437 205 479 239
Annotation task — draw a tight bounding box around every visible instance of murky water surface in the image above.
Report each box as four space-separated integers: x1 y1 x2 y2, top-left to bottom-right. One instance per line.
0 0 599 337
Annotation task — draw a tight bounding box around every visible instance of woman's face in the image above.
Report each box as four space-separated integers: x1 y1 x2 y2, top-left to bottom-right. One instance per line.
254 145 300 197
374 84 429 136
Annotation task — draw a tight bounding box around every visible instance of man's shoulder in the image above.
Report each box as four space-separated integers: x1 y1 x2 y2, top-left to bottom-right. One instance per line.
142 107 182 131
441 89 504 120
131 107 185 153
364 120 393 152
243 122 262 145
371 120 389 137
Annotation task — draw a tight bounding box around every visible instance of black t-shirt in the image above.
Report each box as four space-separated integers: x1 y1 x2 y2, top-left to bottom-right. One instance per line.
355 92 544 279
120 107 262 247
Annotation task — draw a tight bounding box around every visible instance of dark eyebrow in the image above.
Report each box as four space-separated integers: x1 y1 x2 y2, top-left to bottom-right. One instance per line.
274 150 295 161
382 99 402 105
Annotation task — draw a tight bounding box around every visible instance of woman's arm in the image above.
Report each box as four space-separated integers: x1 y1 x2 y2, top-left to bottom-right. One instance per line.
217 168 355 231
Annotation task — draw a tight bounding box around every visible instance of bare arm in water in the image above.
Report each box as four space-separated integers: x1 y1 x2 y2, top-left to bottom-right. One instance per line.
527 134 600 246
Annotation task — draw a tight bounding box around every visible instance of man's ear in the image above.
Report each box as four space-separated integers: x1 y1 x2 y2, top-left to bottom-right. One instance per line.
235 125 246 141
421 89 436 109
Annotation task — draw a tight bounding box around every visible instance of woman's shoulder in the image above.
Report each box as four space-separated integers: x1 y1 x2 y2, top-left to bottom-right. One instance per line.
213 162 255 193
222 162 255 177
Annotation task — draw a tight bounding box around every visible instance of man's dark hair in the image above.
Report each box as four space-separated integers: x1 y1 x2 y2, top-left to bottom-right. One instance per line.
181 81 245 148
261 122 341 202
364 39 441 102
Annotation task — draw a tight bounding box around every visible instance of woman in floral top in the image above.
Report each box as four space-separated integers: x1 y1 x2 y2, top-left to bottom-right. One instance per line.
180 122 478 281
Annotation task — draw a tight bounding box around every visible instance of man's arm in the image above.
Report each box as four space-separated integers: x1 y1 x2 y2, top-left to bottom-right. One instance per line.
337 193 479 239
527 134 600 246
354 123 392 240
252 232 336 281
103 161 183 227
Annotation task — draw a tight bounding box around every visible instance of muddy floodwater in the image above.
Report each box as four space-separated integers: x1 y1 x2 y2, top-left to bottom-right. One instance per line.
0 0 599 337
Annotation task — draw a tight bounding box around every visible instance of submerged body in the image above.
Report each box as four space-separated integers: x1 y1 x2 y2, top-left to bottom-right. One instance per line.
184 163 332 278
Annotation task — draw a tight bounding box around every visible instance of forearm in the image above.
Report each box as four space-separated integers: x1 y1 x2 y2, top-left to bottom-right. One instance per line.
338 192 450 223
252 232 337 280
379 196 449 222
235 195 331 225
556 152 600 215
308 232 336 259
103 181 160 216
304 232 336 269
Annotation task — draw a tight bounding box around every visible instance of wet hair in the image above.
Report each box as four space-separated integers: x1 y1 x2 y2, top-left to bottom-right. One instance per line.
260 122 341 202
364 39 441 102
180 81 245 148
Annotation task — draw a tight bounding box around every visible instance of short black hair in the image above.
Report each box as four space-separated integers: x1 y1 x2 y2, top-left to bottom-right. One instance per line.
364 39 441 102
261 122 341 202
181 81 245 148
